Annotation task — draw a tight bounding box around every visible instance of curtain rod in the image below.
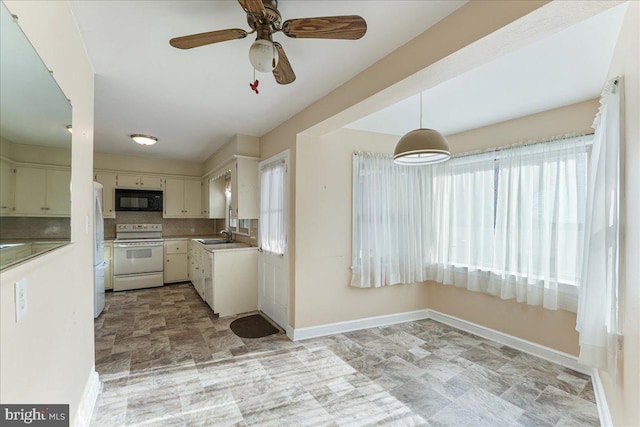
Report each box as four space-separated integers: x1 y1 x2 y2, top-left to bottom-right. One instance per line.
450 132 594 160
354 132 594 160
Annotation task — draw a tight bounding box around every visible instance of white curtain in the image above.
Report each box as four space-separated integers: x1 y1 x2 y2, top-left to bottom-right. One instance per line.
259 160 286 255
576 78 621 374
352 137 590 314
351 153 433 287
427 152 497 292
489 138 589 312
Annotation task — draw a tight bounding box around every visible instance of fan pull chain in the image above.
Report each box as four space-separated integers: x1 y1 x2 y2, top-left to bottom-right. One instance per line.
250 68 259 94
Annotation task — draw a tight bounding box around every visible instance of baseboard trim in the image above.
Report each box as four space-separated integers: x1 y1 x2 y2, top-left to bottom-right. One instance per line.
290 309 431 341
285 324 295 340
426 309 591 375
591 368 613 426
288 308 590 375
75 370 101 427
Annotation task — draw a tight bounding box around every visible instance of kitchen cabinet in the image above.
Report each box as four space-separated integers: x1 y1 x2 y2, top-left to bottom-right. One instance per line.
211 248 258 317
188 241 206 300
189 241 258 317
164 240 188 283
14 166 70 217
201 178 210 217
209 175 227 219
104 242 113 290
95 172 116 219
0 159 15 216
116 173 163 190
230 158 259 220
163 178 202 218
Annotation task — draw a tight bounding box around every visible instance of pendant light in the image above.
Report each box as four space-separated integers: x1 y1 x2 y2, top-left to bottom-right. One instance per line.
393 92 451 165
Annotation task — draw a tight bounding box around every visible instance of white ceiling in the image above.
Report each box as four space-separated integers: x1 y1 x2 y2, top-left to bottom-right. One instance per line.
345 3 628 137
69 0 466 162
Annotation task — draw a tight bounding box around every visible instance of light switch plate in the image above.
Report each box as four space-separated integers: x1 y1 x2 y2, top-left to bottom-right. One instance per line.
15 278 27 322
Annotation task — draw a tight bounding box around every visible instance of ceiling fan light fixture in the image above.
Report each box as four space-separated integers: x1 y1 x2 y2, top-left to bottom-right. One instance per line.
249 39 279 73
393 128 451 165
130 134 158 146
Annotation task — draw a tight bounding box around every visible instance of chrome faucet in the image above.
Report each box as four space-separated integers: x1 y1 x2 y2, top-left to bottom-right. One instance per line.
220 228 232 243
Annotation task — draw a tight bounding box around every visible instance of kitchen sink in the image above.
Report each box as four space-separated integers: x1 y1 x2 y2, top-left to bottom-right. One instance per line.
204 243 250 250
195 238 227 245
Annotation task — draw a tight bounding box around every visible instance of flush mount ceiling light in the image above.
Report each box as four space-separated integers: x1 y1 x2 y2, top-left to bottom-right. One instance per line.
393 92 451 165
249 39 279 73
66 125 73 134
130 134 158 146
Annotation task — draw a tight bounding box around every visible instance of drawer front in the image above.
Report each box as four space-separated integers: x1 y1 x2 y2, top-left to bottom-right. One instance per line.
165 240 188 254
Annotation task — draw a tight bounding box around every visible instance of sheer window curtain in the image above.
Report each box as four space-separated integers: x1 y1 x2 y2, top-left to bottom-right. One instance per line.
427 152 497 292
351 153 433 287
489 137 590 312
576 78 621 375
259 160 286 255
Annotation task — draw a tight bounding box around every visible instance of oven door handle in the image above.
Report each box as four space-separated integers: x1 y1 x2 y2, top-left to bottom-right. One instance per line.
114 243 163 249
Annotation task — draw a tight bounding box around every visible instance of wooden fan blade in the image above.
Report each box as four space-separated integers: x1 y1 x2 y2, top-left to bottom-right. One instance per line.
282 15 367 40
237 0 265 16
272 42 295 85
170 29 248 49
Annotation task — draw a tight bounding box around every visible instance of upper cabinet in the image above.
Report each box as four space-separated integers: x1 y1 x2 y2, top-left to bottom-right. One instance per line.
164 178 202 218
116 174 163 190
201 177 210 217
208 176 226 219
0 159 15 216
14 165 70 217
95 172 116 219
231 158 259 220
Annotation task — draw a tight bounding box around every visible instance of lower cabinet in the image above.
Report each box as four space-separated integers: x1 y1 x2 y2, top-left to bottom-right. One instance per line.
210 249 258 317
104 242 113 290
187 241 258 315
165 240 189 283
187 241 205 300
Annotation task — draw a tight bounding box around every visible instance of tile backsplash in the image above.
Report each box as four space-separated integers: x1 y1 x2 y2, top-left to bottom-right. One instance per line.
0 217 70 240
104 212 217 239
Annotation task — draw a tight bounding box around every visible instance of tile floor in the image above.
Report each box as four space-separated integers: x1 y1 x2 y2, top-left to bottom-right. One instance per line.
91 283 599 426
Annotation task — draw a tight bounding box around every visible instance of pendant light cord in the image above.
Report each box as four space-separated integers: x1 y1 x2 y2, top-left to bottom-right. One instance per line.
419 91 423 129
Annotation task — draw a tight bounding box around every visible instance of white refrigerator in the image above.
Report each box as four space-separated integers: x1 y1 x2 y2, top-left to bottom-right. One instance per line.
94 182 106 318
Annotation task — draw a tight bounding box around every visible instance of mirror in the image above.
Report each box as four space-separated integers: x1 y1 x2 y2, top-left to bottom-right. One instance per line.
0 2 72 270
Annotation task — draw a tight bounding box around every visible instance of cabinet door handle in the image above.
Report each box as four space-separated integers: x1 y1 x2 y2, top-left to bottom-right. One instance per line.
166 259 170 263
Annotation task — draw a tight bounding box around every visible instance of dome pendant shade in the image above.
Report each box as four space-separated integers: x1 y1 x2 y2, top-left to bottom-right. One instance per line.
249 39 279 73
393 128 451 165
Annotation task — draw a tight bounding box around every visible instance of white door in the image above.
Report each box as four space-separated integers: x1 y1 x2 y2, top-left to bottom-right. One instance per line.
258 151 289 329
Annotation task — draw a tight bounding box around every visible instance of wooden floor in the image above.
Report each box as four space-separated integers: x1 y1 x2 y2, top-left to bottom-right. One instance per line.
91 283 599 426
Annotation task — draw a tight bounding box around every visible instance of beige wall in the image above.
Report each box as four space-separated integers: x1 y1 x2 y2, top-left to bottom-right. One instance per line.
597 2 640 425
260 0 553 328
94 152 202 177
295 131 431 327
0 1 96 426
203 134 260 176
297 96 597 336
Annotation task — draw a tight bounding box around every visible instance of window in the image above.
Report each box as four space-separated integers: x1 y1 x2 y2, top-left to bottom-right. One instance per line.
259 160 286 255
352 135 592 312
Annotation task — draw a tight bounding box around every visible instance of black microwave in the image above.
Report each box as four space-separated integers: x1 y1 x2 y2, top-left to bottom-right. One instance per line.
115 189 163 212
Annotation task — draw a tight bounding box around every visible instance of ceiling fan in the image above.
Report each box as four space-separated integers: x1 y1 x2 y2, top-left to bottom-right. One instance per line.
169 0 367 85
